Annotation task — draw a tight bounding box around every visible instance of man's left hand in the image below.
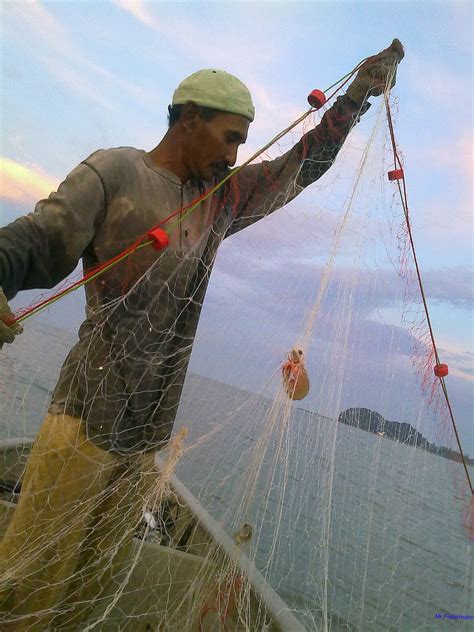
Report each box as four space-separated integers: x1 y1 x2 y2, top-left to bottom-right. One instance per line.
347 38 405 105
0 287 22 350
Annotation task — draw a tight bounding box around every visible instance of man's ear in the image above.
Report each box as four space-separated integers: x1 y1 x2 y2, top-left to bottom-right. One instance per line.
180 102 200 134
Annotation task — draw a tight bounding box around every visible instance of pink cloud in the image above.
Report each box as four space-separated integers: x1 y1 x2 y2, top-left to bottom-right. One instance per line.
0 158 58 203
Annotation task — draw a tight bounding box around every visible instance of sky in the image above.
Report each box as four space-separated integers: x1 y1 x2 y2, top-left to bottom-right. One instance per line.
0 1 472 451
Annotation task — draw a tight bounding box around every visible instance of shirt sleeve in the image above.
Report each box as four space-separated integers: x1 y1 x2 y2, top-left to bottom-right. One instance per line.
224 95 370 236
0 151 110 300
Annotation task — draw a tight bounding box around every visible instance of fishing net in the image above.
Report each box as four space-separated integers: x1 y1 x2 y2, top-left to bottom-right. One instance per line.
0 86 472 632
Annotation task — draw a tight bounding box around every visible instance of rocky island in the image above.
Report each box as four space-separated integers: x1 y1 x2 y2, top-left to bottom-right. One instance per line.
338 407 473 466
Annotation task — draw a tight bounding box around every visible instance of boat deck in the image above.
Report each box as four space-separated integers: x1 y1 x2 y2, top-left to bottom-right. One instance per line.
0 439 306 631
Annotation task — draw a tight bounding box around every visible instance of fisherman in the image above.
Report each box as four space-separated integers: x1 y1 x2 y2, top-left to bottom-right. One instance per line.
0 40 403 629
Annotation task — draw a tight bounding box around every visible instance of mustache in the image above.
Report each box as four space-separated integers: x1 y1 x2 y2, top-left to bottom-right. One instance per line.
212 163 231 176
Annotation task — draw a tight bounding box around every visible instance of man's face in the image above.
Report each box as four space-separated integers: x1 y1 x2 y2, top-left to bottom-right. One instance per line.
184 111 250 181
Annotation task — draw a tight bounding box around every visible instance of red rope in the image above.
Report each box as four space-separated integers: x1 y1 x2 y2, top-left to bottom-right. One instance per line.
384 95 473 496
13 186 215 323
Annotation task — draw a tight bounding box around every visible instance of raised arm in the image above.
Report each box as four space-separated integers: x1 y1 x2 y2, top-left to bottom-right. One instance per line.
225 39 404 236
224 94 368 235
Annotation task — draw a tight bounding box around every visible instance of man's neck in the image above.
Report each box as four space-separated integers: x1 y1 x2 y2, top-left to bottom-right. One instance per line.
147 129 190 183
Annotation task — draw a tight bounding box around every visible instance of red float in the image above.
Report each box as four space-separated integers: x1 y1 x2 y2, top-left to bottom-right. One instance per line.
307 89 327 110
434 364 449 377
148 228 170 251
388 168 404 181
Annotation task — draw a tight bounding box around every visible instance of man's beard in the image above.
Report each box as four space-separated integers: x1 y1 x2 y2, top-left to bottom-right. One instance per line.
212 163 231 180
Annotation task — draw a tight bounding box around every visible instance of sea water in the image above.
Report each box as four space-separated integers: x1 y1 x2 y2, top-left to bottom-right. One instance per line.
175 375 473 631
0 321 472 631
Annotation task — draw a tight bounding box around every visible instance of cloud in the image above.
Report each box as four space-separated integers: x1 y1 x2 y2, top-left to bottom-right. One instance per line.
0 158 59 203
437 349 474 381
423 267 473 310
221 234 473 316
414 197 472 252
113 0 158 29
4 1 157 111
112 0 275 67
210 230 473 384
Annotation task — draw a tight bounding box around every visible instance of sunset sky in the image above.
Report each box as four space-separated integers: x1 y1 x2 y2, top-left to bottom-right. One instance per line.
1 1 472 450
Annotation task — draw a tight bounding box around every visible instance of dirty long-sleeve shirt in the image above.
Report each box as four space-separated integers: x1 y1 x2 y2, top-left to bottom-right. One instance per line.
0 96 368 453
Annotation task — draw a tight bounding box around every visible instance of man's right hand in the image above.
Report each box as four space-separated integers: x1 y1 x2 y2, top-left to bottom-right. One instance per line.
0 287 22 349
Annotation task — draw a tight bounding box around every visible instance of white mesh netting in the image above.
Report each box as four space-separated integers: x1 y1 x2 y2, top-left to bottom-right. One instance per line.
0 94 472 631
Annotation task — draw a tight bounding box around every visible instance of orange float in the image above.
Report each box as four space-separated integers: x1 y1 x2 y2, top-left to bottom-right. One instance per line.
281 348 310 400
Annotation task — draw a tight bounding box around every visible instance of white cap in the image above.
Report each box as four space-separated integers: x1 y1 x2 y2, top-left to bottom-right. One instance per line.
172 69 255 122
